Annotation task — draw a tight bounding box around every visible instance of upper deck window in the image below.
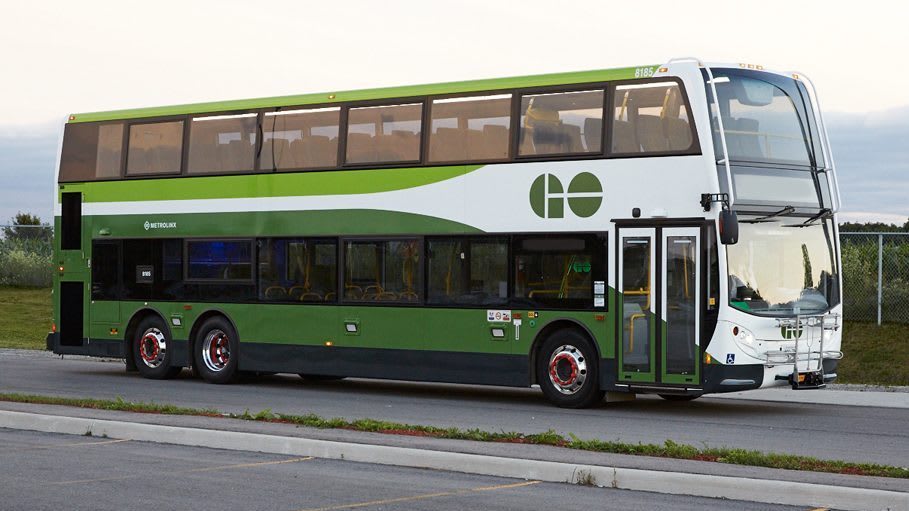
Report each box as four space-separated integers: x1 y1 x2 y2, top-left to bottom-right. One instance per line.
518 89 604 157
612 82 694 154
187 114 257 174
126 120 184 175
59 123 123 181
346 103 423 165
428 94 511 163
262 107 341 170
709 71 817 167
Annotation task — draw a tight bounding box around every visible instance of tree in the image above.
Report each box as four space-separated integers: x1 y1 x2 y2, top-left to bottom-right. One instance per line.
839 218 909 233
2 212 52 242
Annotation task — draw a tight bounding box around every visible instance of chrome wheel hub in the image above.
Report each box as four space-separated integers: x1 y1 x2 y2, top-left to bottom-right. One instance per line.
548 344 587 395
202 329 231 372
138 328 167 369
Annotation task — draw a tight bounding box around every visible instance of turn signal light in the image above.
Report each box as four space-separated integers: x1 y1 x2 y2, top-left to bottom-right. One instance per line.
705 353 713 365
58 266 64 273
51 322 57 333
324 341 334 347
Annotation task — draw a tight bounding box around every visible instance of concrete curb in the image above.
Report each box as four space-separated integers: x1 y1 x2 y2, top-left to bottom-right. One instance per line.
1 410 905 511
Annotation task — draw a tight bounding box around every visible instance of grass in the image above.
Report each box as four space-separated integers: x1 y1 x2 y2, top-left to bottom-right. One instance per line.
837 322 909 386
1 287 907 385
1 392 907 479
0 286 52 350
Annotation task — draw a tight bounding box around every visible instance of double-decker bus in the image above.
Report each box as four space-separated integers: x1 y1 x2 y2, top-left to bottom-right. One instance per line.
48 58 843 408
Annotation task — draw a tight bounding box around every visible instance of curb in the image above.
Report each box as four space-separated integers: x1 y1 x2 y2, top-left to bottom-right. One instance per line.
1 410 905 511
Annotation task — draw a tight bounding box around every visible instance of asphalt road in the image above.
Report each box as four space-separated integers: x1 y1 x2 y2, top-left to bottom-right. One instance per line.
1 350 907 467
0 428 808 511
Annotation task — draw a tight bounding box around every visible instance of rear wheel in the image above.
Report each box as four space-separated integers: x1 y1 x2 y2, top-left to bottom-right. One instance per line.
194 317 239 384
133 316 182 380
537 330 604 408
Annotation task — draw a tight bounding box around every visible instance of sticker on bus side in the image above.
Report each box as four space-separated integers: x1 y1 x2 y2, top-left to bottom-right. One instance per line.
487 310 512 322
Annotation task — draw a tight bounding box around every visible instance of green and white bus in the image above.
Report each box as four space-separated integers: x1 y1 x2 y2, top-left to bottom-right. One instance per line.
48 58 843 407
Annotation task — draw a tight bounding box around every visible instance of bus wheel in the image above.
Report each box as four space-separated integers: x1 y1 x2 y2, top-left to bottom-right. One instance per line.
659 394 701 402
195 317 239 384
133 316 181 380
537 330 604 408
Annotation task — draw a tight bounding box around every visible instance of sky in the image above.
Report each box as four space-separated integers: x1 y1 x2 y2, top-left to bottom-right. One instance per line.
0 0 907 225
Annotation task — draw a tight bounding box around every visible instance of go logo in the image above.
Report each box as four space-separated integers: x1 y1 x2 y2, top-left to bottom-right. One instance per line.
529 172 603 219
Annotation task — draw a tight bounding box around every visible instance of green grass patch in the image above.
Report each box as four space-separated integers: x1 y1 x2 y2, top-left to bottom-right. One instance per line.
837 322 909 386
2 392 907 479
0 286 52 350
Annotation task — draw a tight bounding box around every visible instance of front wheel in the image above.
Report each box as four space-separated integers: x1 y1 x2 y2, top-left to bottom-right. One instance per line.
537 330 604 408
194 317 240 384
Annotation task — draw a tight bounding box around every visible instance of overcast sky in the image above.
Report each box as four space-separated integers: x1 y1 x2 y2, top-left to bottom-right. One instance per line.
0 0 907 224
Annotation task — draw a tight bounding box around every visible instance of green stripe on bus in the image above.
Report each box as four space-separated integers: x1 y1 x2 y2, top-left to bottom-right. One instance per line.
69 66 658 123
88 209 483 237
60 165 479 203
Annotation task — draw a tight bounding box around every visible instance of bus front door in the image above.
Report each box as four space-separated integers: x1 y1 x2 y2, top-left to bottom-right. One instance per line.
618 227 701 387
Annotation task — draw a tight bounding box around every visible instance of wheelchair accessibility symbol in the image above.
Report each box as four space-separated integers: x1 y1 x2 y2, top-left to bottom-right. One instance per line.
726 353 735 364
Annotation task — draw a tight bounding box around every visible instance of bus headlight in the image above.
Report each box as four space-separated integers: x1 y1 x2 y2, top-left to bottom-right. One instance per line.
731 325 759 358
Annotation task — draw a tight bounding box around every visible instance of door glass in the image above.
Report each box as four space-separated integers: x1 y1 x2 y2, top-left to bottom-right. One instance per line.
622 237 651 373
665 236 697 376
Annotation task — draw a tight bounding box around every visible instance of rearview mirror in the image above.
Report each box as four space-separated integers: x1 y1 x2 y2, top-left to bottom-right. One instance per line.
719 210 739 245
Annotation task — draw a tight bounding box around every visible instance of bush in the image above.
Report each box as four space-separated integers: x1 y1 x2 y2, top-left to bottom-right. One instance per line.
0 238 52 288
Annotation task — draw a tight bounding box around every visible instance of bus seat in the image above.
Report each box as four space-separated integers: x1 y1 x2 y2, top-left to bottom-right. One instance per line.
637 115 668 152
264 286 287 299
563 124 583 152
346 133 376 164
301 135 336 168
431 127 466 162
261 139 292 169
482 125 509 159
665 117 693 150
222 140 250 171
299 292 323 302
288 285 306 300
611 120 637 153
584 118 602 152
128 148 148 173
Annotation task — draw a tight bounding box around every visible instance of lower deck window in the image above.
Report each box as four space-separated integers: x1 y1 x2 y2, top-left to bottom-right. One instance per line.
344 239 422 302
513 235 606 309
427 238 507 305
187 240 253 281
259 239 338 302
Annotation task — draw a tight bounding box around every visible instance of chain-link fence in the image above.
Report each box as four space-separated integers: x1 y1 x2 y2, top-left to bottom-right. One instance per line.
0 224 53 287
840 233 909 324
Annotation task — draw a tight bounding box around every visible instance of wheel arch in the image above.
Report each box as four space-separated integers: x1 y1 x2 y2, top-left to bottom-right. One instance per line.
527 318 602 386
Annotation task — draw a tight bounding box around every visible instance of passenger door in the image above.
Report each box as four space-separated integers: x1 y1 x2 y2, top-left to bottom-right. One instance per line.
617 226 701 386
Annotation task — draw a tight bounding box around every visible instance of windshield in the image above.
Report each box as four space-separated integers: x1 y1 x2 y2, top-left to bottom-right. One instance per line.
726 218 839 316
708 69 824 168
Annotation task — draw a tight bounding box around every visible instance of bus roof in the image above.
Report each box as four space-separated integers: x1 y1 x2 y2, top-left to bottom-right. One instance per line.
68 64 659 123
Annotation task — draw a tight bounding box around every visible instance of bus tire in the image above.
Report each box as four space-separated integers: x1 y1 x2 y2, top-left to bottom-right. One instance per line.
659 394 701 402
537 330 604 408
132 316 181 380
194 316 239 384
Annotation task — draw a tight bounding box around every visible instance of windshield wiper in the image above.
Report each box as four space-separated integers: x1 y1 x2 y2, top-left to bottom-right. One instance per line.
741 206 796 224
783 208 832 228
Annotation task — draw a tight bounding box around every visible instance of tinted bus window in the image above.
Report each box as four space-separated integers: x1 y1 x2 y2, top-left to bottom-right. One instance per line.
59 122 123 181
186 240 253 281
126 120 184 175
121 239 184 300
259 238 338 302
427 238 507 305
262 108 340 170
188 114 257 174
519 90 604 156
344 239 421 302
513 235 605 309
428 95 511 163
612 82 694 153
346 103 422 164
